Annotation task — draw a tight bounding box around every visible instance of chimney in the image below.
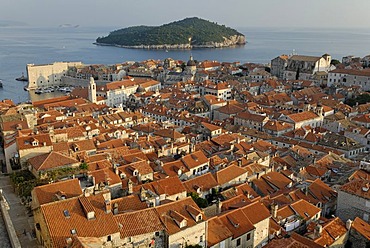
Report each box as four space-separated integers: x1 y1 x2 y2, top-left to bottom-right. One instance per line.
113 202 119 215
66 238 73 247
314 224 323 237
140 187 147 201
237 159 242 167
105 200 111 213
127 179 133 195
304 186 309 196
270 203 278 219
216 199 222 214
83 189 90 197
346 219 352 230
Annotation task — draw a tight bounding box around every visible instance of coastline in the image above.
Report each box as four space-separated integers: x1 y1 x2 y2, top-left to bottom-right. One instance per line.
93 42 246 50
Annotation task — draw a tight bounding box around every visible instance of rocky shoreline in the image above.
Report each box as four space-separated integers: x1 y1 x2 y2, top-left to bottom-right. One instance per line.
94 35 246 50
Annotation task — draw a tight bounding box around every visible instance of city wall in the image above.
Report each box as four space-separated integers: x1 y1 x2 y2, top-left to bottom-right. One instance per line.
0 189 21 248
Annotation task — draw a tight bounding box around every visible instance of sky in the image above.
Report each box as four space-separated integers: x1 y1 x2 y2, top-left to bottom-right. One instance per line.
1 0 369 29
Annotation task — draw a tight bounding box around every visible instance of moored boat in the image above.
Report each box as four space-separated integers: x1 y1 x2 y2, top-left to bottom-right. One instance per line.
15 73 28 82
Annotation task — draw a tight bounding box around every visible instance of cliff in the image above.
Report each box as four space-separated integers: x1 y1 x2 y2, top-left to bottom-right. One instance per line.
95 17 246 49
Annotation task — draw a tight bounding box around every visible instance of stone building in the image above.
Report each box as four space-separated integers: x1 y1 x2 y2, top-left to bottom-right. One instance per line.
337 179 370 222
27 61 83 89
283 54 332 80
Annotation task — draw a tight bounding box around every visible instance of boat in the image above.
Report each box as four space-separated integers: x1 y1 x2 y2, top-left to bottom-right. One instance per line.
35 88 43 94
15 73 28 82
0 80 3 88
23 86 29 91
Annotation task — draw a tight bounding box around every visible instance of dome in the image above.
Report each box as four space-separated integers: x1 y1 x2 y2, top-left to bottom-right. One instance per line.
187 55 196 67
136 85 146 93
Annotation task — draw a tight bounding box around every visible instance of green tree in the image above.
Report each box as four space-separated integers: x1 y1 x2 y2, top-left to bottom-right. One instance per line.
188 192 208 208
331 59 341 66
79 162 89 170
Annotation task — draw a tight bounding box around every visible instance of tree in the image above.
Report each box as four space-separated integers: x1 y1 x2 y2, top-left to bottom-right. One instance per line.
331 59 341 66
188 192 208 208
79 162 89 170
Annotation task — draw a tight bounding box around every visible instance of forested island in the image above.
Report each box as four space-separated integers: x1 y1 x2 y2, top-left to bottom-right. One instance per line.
95 17 246 49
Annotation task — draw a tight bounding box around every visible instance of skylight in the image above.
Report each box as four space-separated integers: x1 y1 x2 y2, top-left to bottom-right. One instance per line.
63 210 70 218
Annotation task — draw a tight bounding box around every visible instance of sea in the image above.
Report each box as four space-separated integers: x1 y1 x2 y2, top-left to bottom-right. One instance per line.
1 26 370 103
0 26 369 245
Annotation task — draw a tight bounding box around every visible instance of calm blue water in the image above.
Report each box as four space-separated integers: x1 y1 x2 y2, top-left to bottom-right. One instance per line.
0 26 370 103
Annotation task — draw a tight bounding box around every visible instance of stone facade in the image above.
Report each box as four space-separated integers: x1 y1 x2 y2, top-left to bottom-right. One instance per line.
27 62 83 89
337 189 370 222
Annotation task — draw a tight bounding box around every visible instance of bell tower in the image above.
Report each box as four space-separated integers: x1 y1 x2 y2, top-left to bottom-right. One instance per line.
88 77 97 103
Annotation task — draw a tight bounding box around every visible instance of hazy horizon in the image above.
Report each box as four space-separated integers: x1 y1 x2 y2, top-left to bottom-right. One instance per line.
1 0 370 29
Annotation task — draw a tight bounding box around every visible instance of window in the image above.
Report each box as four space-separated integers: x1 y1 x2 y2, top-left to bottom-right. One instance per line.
63 210 70 218
236 238 241 246
247 233 251 241
200 235 203 243
107 235 112 242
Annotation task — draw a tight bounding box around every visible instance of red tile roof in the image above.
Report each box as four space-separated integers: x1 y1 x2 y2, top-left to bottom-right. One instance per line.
41 193 119 247
32 178 82 206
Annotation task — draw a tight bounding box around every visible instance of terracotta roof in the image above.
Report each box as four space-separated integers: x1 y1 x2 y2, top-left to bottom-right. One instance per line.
313 217 348 247
161 160 188 177
236 112 268 123
290 199 321 221
216 104 244 115
16 133 52 150
261 172 293 190
352 217 370 241
219 209 255 239
114 208 165 238
201 122 222 132
32 178 82 206
41 193 119 247
330 68 370 77
181 150 208 169
68 139 96 152
265 232 322 248
263 120 293 132
110 194 148 213
290 55 321 62
155 197 206 235
274 203 294 218
207 217 233 247
308 179 337 204
287 111 319 123
349 169 370 181
153 128 185 139
88 168 121 186
182 172 218 193
28 151 79 171
1 119 29 132
340 179 370 199
133 176 186 196
213 165 248 185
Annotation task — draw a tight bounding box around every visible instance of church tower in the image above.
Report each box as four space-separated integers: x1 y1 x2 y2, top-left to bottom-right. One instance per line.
88 77 97 103
186 55 197 75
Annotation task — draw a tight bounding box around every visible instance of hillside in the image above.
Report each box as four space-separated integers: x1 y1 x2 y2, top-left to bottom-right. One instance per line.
95 17 246 49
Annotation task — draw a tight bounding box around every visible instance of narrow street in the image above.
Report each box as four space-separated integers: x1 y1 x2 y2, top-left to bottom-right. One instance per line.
0 175 39 247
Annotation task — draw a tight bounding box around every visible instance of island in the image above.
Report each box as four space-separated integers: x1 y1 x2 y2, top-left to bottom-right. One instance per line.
95 17 246 49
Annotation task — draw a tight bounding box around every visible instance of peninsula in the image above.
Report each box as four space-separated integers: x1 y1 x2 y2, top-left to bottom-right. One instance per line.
95 17 246 49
